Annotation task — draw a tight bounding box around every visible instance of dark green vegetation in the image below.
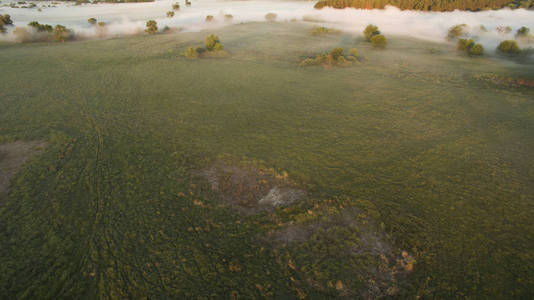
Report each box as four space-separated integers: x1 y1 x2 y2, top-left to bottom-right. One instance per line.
497 39 522 54
314 0 534 10
1 22 534 299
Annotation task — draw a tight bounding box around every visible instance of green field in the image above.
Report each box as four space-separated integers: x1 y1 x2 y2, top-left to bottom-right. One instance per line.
1 22 533 299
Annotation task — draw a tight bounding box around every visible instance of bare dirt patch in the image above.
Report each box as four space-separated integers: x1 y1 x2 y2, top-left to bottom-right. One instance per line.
195 161 307 215
0 141 46 202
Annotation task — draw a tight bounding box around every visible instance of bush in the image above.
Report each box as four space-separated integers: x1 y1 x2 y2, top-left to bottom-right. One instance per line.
265 13 277 22
167 11 175 18
370 34 387 49
185 47 198 59
145 20 158 34
515 26 530 39
53 25 73 42
205 15 214 22
329 48 344 60
172 2 180 10
469 44 484 56
497 40 521 54
447 24 467 41
88 18 97 25
363 24 380 41
300 47 360 68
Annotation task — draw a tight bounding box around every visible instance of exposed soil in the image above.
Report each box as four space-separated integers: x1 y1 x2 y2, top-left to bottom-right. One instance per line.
195 161 307 215
0 141 46 203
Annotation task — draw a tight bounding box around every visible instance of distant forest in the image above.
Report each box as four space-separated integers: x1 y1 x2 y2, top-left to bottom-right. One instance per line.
314 0 534 11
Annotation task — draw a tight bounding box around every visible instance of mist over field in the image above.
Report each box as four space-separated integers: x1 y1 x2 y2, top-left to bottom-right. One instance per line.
1 0 534 49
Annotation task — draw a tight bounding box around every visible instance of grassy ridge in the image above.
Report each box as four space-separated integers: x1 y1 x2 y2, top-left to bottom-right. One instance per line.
1 23 534 298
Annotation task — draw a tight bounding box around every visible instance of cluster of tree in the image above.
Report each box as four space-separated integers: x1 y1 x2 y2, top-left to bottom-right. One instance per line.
184 34 227 59
299 47 360 67
457 39 484 56
0 14 13 34
13 21 74 42
364 25 388 48
311 26 341 35
313 0 534 11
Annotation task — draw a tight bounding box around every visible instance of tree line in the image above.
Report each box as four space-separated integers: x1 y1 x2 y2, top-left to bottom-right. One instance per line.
314 0 534 11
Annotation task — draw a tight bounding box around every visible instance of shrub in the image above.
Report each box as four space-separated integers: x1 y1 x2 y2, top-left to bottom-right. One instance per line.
515 26 530 39
53 25 73 42
265 13 277 22
145 20 158 34
370 34 387 49
88 18 97 25
224 14 233 21
447 24 467 41
205 15 214 22
363 24 380 41
469 44 484 56
497 40 521 54
167 11 175 18
185 47 198 59
172 2 180 10
205 34 221 51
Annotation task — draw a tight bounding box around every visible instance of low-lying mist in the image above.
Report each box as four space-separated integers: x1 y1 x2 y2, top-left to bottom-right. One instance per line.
1 0 533 50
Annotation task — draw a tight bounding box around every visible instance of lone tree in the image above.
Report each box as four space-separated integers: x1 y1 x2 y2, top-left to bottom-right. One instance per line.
370 34 387 48
145 20 158 34
88 18 97 25
167 11 175 18
497 40 521 54
172 2 180 10
363 24 380 41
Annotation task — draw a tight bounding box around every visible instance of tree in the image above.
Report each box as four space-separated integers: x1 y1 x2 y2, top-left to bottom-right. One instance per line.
88 18 97 25
363 25 380 41
28 21 53 33
205 34 221 51
167 11 175 18
515 26 530 38
330 48 344 60
497 40 521 54
0 14 13 26
53 25 73 42
447 24 467 41
145 20 158 34
172 2 180 10
469 44 484 56
457 38 474 51
370 34 387 48
265 13 277 22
